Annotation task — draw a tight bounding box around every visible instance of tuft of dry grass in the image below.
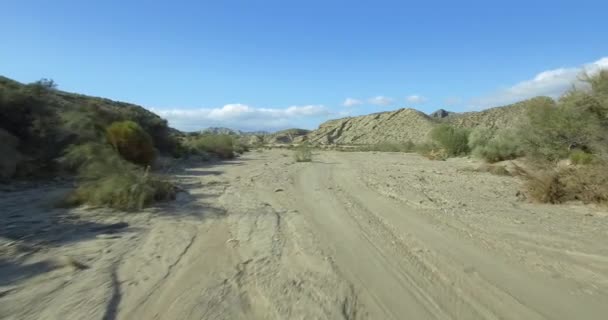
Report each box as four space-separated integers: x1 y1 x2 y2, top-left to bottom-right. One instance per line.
294 143 313 162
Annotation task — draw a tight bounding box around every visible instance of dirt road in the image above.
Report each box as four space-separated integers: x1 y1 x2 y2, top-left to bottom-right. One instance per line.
2 150 608 319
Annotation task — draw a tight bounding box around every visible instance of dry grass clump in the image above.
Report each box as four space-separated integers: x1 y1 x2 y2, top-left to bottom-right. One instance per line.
515 164 608 205
416 143 448 161
62 142 176 210
294 143 313 162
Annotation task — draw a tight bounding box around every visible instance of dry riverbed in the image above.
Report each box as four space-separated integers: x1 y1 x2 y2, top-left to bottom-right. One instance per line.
1 150 607 319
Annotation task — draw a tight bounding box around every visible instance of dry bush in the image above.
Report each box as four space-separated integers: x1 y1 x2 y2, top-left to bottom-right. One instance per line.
61 142 176 210
106 120 156 166
416 143 448 161
294 143 313 162
515 163 608 204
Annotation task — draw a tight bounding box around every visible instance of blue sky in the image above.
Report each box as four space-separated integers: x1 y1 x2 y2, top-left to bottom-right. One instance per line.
2 0 607 131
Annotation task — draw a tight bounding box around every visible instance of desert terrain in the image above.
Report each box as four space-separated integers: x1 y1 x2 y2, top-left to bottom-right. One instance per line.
2 149 607 320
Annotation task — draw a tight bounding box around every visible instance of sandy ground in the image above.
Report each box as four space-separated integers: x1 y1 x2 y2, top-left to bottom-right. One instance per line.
1 150 608 319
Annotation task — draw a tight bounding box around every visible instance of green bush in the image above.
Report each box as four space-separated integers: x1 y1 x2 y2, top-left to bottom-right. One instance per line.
518 72 608 162
429 124 471 156
61 143 175 210
294 143 313 162
106 121 156 166
569 150 595 165
185 134 236 159
469 128 522 163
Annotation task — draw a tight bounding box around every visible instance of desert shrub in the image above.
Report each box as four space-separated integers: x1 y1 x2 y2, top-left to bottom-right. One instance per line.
416 142 448 160
360 141 416 152
515 163 608 204
185 134 236 159
429 124 470 156
106 120 156 166
233 141 250 155
469 128 522 163
294 143 313 162
0 129 21 180
61 143 175 210
569 150 596 165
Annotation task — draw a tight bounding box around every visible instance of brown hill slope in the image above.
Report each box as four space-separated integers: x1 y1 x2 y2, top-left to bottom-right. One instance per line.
445 97 554 130
306 97 554 145
307 108 435 144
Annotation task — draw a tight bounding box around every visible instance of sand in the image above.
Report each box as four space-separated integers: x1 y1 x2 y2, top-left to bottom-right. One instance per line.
1 150 607 319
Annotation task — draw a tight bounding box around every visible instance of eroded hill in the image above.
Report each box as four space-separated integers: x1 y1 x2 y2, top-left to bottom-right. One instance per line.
305 97 554 145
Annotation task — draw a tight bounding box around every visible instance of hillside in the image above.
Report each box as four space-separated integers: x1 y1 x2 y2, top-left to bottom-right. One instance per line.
0 76 178 178
445 97 554 130
306 97 555 145
307 108 436 144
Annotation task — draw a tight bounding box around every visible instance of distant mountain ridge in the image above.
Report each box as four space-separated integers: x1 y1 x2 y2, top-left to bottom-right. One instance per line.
200 127 269 135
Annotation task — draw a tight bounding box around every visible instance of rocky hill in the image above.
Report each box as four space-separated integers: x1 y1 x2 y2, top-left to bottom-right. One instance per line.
306 97 554 145
444 97 554 130
307 108 436 144
238 128 310 145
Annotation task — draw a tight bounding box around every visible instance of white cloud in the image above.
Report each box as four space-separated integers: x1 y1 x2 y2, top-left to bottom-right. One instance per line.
406 95 427 104
470 57 608 109
368 96 394 106
343 98 363 107
153 104 330 132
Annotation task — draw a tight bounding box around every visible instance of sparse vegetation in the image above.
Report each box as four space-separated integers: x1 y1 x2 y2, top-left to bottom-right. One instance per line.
359 141 416 153
294 143 313 162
